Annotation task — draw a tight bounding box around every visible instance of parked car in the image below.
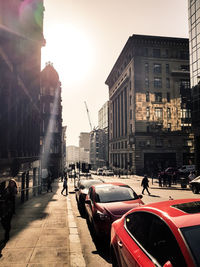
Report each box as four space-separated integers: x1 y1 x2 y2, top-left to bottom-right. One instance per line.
111 198 200 267
178 165 195 174
102 169 114 176
160 167 180 176
85 182 144 241
189 176 200 194
75 179 104 217
97 168 103 175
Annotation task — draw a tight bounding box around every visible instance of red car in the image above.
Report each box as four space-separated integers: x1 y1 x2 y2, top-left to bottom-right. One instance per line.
85 182 144 241
111 198 200 267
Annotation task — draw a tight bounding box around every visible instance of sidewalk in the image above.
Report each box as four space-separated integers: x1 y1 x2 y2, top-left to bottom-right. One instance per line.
0 180 85 267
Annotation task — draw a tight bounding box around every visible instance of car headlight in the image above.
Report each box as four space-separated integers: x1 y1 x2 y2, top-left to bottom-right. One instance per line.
96 211 110 221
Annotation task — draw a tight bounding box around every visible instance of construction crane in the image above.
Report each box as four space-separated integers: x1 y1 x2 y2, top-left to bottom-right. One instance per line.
84 101 93 131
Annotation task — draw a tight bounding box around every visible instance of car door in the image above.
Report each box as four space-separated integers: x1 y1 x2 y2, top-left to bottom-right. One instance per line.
85 187 93 221
116 212 157 267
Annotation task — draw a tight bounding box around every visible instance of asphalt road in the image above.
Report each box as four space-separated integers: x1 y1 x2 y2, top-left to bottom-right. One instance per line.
68 174 200 266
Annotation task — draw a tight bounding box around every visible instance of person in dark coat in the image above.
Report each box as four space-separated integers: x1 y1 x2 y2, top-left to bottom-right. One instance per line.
0 180 16 243
141 174 151 195
47 174 52 192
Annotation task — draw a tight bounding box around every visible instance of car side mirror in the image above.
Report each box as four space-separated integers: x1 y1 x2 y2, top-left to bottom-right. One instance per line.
163 261 173 267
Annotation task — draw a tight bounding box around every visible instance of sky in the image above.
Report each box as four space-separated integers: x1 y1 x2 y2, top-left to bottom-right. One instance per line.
41 0 189 146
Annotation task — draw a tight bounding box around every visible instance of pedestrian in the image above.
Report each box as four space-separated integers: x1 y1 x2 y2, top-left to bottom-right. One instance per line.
47 173 52 192
172 171 177 185
0 181 15 243
61 176 68 195
141 174 151 195
188 171 196 182
158 173 162 187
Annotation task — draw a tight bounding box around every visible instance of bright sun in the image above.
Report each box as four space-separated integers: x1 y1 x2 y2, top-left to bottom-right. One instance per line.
42 24 95 86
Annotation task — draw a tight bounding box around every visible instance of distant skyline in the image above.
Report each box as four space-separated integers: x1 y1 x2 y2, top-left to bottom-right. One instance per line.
41 0 189 146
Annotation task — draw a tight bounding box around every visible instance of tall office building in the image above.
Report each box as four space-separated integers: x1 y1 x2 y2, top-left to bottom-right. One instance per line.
0 0 45 201
106 34 194 175
188 0 200 173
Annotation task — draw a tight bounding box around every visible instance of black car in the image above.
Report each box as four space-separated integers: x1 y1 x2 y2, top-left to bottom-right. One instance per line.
189 176 200 194
75 179 104 217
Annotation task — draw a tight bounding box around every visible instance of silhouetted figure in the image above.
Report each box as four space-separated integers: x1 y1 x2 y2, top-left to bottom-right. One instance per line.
158 173 162 187
0 180 16 243
141 175 151 195
61 177 68 195
172 171 177 185
47 174 52 192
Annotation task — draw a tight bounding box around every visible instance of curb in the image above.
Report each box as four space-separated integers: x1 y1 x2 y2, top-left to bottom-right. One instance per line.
67 189 86 267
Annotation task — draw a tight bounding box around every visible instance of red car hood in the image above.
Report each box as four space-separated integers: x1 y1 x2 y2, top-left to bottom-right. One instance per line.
97 199 143 218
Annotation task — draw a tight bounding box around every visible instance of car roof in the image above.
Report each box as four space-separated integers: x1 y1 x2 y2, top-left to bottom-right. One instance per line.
129 199 200 228
92 182 128 188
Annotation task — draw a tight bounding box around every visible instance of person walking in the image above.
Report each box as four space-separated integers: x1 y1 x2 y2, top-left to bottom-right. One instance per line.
141 174 151 195
61 176 68 196
47 172 52 193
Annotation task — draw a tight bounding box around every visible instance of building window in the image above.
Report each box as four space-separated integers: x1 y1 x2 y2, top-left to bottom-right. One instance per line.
145 63 149 73
130 109 132 120
184 139 193 147
167 123 171 132
155 138 163 147
155 108 163 119
130 95 132 105
167 92 170 102
181 109 191 118
144 48 148 56
146 91 150 102
146 107 150 118
146 140 150 146
166 64 169 73
153 49 161 58
167 108 171 119
145 77 149 88
154 93 162 102
166 78 170 88
180 79 190 89
154 77 162 88
154 64 162 73
180 50 189 60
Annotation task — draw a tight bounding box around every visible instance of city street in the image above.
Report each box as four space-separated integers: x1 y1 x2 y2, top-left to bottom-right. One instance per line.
68 174 200 267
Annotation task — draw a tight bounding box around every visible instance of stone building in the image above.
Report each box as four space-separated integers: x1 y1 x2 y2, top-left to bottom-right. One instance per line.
105 34 194 175
40 63 62 178
0 0 45 201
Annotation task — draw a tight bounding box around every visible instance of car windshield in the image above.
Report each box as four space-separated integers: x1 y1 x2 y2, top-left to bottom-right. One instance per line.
79 180 102 189
95 185 138 203
180 225 200 266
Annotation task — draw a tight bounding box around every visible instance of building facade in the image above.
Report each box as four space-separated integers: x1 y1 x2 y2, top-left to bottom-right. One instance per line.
106 34 194 175
0 0 45 201
40 63 62 178
188 0 200 174
90 128 108 169
79 132 90 152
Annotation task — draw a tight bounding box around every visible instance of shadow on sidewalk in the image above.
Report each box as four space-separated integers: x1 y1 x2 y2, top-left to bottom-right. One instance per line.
0 180 60 247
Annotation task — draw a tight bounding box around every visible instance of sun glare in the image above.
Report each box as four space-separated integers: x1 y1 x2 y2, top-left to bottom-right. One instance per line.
42 24 95 86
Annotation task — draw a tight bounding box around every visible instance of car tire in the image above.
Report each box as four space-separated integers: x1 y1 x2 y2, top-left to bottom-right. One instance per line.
192 185 199 194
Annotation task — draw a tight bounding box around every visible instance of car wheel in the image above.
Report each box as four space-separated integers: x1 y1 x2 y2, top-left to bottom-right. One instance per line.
192 185 199 194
